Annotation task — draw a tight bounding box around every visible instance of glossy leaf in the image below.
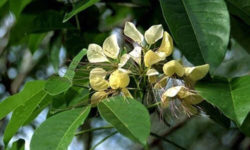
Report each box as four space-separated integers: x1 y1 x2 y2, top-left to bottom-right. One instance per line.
0 80 45 120
4 91 48 144
63 0 99 22
30 107 91 150
98 96 150 145
44 76 72 96
196 75 250 125
160 0 230 72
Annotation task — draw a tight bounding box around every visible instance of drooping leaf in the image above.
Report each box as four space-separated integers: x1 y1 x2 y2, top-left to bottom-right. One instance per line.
195 75 250 125
44 76 72 96
0 80 45 120
159 0 230 72
30 107 91 150
98 96 151 145
64 48 87 81
63 0 99 22
4 91 48 144
226 0 250 25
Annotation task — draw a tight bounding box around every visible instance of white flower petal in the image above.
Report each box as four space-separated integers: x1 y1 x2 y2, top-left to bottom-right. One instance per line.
118 54 130 68
103 35 120 59
129 46 142 65
124 22 143 44
87 44 109 63
144 24 163 45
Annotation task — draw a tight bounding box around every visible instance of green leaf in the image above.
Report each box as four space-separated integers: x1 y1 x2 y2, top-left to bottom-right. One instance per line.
9 0 32 18
98 96 151 145
0 80 45 120
28 33 47 53
30 107 90 150
3 91 48 144
64 48 87 81
160 0 230 72
195 75 250 125
44 76 72 96
44 49 86 96
0 0 7 8
226 0 250 25
63 0 99 23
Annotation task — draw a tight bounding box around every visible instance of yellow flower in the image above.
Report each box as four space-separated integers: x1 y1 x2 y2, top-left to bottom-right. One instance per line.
184 64 209 81
124 22 174 65
158 31 173 57
87 35 120 63
146 68 159 84
144 50 163 67
109 69 130 89
161 86 203 105
89 68 109 91
163 60 184 77
91 91 108 105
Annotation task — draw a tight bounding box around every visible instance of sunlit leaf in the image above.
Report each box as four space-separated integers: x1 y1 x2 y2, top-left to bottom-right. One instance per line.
160 0 230 72
30 107 91 150
98 96 150 145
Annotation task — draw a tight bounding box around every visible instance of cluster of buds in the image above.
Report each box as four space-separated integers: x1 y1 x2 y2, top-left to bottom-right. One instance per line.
86 22 209 115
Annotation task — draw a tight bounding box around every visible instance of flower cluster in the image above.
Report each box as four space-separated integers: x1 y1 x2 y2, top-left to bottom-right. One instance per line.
86 22 209 115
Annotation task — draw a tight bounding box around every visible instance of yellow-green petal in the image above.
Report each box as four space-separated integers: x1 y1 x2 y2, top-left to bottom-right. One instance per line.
103 35 120 59
124 22 143 44
89 68 107 79
87 44 109 63
144 50 162 67
146 68 159 76
109 69 130 89
158 31 173 57
90 77 109 91
91 91 108 105
144 24 163 45
184 64 209 81
163 60 184 77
